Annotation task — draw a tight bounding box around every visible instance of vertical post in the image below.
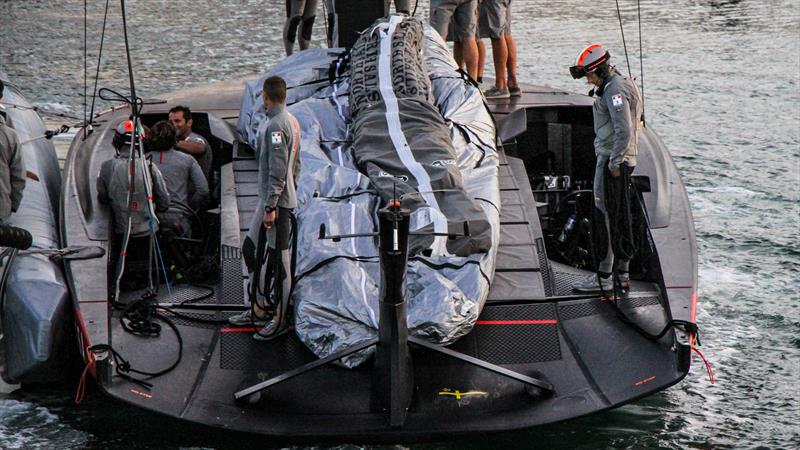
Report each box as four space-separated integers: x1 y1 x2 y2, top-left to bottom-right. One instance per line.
370 203 414 428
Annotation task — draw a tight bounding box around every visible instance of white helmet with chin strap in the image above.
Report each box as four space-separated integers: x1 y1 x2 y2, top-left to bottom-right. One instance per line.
570 43 611 79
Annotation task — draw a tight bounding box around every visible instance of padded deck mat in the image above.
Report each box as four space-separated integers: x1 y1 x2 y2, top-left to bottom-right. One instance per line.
559 296 662 321
451 303 561 364
219 331 317 374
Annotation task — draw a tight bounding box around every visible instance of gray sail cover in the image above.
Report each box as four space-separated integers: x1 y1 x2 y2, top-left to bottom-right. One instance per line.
238 15 500 367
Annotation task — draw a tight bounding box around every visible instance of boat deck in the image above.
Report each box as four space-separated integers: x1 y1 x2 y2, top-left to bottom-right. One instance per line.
107 145 678 438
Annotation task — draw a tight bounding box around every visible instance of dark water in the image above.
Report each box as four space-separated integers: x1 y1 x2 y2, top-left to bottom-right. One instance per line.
1 1 799 448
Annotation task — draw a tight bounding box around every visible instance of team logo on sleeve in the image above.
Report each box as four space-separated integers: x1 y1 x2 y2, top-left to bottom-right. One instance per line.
271 131 283 145
612 94 624 109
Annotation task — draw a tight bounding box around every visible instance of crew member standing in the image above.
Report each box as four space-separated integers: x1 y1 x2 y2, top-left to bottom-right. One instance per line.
230 76 301 341
569 44 643 293
0 80 26 225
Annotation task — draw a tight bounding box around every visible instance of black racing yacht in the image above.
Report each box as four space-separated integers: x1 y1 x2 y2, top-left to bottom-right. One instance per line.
60 2 699 440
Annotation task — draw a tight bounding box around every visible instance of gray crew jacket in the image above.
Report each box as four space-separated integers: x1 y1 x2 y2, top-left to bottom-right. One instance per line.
259 105 301 210
0 113 26 222
593 68 643 171
97 149 170 236
148 148 209 215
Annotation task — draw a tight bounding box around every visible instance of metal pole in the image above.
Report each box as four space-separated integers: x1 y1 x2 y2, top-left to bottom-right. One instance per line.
370 203 414 428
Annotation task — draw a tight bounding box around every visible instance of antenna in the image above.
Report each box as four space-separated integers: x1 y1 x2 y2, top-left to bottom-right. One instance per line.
637 0 646 126
614 0 633 80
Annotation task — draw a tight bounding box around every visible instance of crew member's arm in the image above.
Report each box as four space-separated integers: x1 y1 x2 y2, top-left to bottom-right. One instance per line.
8 131 25 212
188 159 209 210
607 86 634 175
175 134 206 156
260 125 289 228
148 163 171 213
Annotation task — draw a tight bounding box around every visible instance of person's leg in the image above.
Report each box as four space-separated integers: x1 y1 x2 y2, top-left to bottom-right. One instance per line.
283 0 307 56
461 37 479 79
453 41 464 70
477 39 486 82
481 0 507 89
504 0 518 91
611 163 636 286
574 155 614 292
324 0 335 47
299 0 319 51
476 1 490 83
490 36 508 89
254 207 294 339
594 157 615 276
505 34 518 88
453 0 479 79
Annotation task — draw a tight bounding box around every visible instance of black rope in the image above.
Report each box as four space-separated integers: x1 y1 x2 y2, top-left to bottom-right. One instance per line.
87 292 185 390
637 0 646 126
83 0 87 138
586 166 700 344
119 0 137 105
614 0 633 79
606 164 638 262
157 306 230 325
87 0 112 138
609 299 700 344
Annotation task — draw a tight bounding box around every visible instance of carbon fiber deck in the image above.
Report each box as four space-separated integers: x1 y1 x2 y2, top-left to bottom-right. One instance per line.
220 245 246 305
219 331 316 374
452 303 561 364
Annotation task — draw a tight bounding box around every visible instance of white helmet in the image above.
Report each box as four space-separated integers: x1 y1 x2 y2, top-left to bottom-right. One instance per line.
570 43 611 79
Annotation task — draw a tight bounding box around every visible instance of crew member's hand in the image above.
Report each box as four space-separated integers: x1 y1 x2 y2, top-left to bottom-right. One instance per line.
263 209 276 229
610 167 621 177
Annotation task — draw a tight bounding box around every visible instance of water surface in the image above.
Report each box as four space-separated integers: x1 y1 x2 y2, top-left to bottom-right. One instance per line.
1 1 798 448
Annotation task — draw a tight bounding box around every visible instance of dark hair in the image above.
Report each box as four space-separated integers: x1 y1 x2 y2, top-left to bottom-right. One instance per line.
168 105 192 121
0 79 4 99
594 61 611 79
262 76 287 104
148 120 177 152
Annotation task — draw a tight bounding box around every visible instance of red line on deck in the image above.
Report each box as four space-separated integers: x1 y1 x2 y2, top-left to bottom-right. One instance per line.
476 320 557 325
220 327 260 333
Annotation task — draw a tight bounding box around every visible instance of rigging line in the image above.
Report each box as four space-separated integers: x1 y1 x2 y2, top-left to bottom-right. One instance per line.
614 0 633 79
637 0 646 126
87 0 112 137
111 0 143 305
119 0 137 103
83 0 87 139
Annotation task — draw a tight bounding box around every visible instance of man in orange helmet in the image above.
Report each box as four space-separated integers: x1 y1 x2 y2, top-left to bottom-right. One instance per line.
569 44 643 293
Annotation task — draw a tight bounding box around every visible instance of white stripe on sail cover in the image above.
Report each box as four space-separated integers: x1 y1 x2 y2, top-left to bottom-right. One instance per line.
377 17 449 255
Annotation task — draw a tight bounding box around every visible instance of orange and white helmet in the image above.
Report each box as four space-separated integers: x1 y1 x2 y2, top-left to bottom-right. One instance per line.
570 43 611 79
112 119 146 149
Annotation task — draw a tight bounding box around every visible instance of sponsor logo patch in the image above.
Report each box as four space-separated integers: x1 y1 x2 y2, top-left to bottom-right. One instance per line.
612 93 624 109
271 131 283 145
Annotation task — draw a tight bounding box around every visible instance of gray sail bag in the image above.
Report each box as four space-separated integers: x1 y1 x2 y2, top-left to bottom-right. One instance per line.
237 15 500 367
